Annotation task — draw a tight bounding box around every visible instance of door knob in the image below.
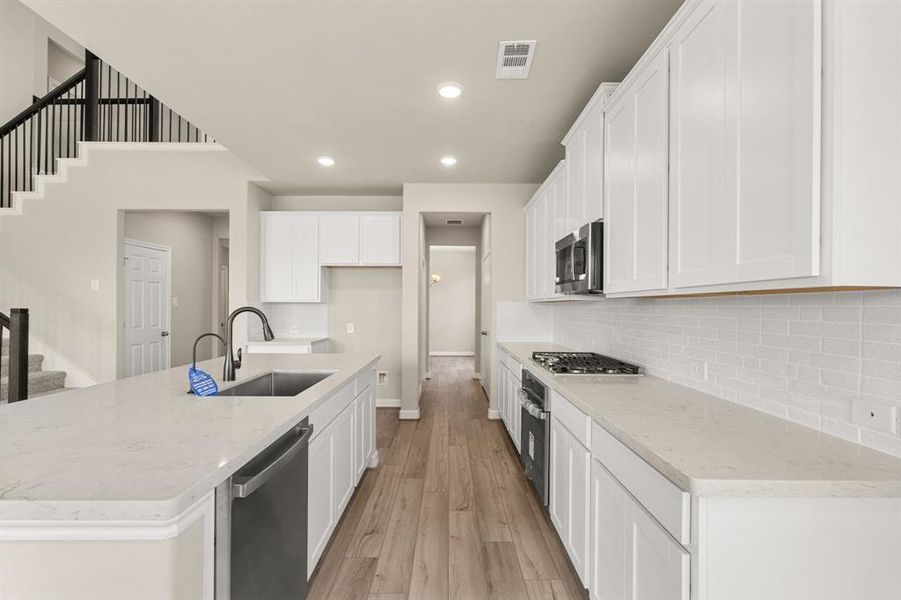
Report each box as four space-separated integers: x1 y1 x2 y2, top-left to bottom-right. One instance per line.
161 331 169 337
480 330 488 336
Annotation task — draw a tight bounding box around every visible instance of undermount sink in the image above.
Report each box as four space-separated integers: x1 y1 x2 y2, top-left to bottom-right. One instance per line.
217 371 333 397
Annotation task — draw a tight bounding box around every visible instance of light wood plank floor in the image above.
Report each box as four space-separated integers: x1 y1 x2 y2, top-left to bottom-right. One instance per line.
309 356 587 600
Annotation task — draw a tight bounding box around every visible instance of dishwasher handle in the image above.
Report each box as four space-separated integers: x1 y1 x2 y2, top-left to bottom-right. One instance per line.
232 423 313 499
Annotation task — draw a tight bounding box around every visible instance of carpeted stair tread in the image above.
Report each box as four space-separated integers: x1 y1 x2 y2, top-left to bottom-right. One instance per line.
1 370 66 402
0 353 44 377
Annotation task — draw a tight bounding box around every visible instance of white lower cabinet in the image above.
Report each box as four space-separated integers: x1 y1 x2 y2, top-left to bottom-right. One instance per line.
307 428 335 573
496 359 522 452
308 371 377 578
549 415 591 587
590 460 689 600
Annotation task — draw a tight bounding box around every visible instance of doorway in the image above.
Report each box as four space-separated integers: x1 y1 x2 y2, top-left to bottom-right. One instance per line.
428 246 477 370
122 239 171 377
120 210 228 377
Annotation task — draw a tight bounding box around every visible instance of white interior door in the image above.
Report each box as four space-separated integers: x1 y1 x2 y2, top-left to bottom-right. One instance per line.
123 240 170 377
479 251 492 394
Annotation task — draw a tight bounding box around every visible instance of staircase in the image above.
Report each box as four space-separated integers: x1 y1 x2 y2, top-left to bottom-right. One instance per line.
0 337 66 403
1 50 212 209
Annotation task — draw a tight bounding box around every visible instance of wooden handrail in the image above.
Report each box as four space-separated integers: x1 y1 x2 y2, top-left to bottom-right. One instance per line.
0 68 86 138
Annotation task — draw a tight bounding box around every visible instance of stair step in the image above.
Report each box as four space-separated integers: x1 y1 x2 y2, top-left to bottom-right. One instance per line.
0 370 66 403
0 354 44 377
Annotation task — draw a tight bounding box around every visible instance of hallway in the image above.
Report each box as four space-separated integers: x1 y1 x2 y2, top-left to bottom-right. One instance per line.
308 356 585 600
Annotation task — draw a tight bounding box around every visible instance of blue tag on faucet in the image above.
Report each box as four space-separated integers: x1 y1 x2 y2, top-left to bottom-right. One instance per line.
189 367 219 396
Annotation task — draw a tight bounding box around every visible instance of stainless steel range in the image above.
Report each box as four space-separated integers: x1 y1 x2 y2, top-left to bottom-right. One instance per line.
531 351 641 375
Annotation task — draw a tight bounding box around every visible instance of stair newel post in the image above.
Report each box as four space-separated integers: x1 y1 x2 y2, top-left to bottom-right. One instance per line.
84 50 100 142
8 308 29 402
148 95 161 142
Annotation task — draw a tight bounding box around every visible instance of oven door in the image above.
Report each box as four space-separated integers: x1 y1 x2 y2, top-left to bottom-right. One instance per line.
519 388 550 507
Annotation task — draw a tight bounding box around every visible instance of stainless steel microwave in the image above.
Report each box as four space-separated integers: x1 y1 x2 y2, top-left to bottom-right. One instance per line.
555 220 603 294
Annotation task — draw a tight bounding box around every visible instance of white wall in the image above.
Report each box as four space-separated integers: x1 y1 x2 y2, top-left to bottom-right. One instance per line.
326 268 402 402
552 289 901 459
0 144 267 384
124 211 220 366
429 246 476 356
0 0 84 122
401 184 537 414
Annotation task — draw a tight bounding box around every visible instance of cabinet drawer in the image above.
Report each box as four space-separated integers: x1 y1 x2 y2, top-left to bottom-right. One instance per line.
503 353 522 378
308 383 354 439
551 391 591 448
355 368 375 397
591 422 690 544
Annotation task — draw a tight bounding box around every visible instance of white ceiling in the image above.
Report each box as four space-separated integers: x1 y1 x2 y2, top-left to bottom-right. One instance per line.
23 0 682 195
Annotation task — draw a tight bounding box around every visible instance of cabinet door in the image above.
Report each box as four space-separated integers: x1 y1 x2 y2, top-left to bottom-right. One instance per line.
549 417 569 536
554 163 570 242
353 393 367 483
292 214 322 301
667 0 730 287
543 184 561 299
534 193 548 299
320 214 360 265
630 499 690 600
333 402 355 516
308 429 335 575
604 50 669 294
669 0 820 287
512 376 522 453
566 133 585 233
583 105 605 224
569 439 591 586
261 214 295 301
365 385 376 464
525 204 536 300
590 460 629 600
360 214 401 265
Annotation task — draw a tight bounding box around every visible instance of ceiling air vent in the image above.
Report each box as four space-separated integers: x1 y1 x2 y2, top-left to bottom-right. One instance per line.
446 219 464 226
496 40 537 79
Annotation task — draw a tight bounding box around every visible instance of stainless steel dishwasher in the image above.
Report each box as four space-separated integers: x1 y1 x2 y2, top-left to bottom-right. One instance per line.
229 418 313 599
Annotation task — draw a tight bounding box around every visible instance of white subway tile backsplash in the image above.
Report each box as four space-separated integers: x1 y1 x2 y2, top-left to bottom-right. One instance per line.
552 290 901 458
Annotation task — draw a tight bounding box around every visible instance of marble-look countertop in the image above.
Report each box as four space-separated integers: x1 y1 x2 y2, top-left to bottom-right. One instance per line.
500 342 901 498
0 353 378 522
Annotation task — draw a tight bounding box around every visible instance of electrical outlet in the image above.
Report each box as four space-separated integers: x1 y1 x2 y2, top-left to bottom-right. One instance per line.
378 371 388 385
852 399 899 435
689 359 709 380
171 297 180 308
289 326 300 334
90 278 100 292
346 323 355 334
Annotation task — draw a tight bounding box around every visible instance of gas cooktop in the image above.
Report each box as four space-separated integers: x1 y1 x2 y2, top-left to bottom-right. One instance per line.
531 351 641 375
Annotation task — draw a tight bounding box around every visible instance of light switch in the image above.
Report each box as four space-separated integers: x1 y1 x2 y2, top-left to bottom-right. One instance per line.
90 279 100 292
171 297 180 308
346 323 355 334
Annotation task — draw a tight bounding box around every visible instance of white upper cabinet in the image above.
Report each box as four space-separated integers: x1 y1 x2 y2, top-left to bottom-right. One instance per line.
320 214 360 265
525 161 566 302
604 49 670 295
261 212 323 302
563 83 617 234
668 0 820 288
360 214 402 265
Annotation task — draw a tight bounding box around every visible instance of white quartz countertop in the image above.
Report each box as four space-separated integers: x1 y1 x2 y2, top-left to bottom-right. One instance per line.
500 342 901 498
0 353 378 522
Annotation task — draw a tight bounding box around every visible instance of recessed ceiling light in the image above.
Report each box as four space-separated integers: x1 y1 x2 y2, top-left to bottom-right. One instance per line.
440 156 457 167
317 156 335 167
437 82 463 99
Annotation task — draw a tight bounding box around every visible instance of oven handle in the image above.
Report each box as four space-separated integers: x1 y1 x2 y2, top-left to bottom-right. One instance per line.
518 388 547 420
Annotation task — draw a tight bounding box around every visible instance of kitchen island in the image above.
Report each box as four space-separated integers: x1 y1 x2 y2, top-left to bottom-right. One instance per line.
0 352 379 599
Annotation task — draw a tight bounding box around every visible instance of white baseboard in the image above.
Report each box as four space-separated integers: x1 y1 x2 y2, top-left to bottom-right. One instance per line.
429 351 476 357
425 371 432 380
375 398 401 408
472 372 482 380
487 409 501 420
367 450 380 469
399 408 421 420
